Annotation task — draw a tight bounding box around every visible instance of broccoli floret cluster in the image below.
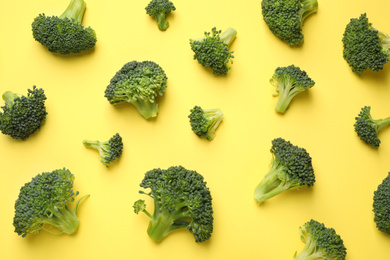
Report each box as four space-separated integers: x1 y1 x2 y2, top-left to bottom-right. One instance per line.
145 0 176 31
83 133 123 167
373 173 390 234
188 106 224 141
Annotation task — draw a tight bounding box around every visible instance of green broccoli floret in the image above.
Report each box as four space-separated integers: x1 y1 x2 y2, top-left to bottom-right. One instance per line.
354 106 390 148
13 168 89 237
373 172 390 234
261 0 318 46
0 86 47 140
190 27 237 75
342 13 390 76
270 65 315 114
104 61 168 119
32 0 96 55
82 133 123 167
254 138 315 204
294 219 347 260
145 0 176 31
133 166 213 243
188 106 224 141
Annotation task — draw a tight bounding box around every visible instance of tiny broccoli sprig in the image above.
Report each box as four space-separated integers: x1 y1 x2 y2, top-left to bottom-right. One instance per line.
83 133 123 167
145 0 176 31
373 172 390 234
188 106 224 141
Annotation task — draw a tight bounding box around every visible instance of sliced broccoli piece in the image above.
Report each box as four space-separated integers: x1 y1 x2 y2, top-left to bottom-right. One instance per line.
188 106 224 141
145 0 176 31
83 133 123 167
373 172 390 234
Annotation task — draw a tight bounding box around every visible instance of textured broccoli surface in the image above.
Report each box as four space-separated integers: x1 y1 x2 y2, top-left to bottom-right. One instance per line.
145 0 176 31
373 172 390 234
83 133 123 167
104 61 168 119
133 166 213 243
254 138 315 204
32 0 96 55
188 106 224 141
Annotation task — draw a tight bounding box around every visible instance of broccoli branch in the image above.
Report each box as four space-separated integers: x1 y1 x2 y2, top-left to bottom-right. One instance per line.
300 0 318 22
2 91 20 107
59 0 86 23
130 98 159 119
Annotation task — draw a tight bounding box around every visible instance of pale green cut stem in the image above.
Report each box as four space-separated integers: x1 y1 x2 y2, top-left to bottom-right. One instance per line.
2 91 20 107
59 0 87 23
219 27 237 46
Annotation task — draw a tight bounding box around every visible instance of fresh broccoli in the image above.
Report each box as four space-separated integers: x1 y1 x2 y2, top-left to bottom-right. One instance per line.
294 219 347 260
354 106 390 148
133 166 213 243
83 133 123 167
13 168 89 237
342 13 390 76
188 106 224 141
254 138 315 204
145 0 176 31
373 172 390 234
190 27 237 75
270 65 315 114
261 0 318 46
104 61 168 119
32 0 96 55
0 86 47 140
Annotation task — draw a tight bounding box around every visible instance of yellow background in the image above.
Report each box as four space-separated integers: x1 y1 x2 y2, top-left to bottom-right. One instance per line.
1 0 390 259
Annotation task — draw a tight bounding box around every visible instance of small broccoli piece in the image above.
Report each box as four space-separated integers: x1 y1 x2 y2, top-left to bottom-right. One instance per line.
104 61 168 119
254 138 315 204
13 168 89 237
0 86 47 140
261 0 318 46
188 106 224 141
83 133 123 167
190 27 237 75
294 219 347 260
145 0 176 31
134 166 213 243
342 13 390 76
32 0 96 55
373 172 390 234
354 106 390 148
270 65 315 114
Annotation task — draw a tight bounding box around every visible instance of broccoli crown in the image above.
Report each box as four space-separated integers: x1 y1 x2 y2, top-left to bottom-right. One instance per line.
188 106 224 141
261 0 318 46
190 27 237 75
104 60 168 119
373 172 390 234
83 133 123 167
342 13 390 76
145 0 176 31
135 166 213 243
0 86 47 140
294 219 347 260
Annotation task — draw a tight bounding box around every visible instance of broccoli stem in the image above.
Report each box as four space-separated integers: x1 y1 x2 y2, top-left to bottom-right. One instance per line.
59 0 87 23
300 0 318 22
378 31 390 52
83 140 107 154
219 28 237 46
2 91 20 107
155 12 169 31
274 82 304 113
130 99 159 119
42 204 80 234
373 117 390 132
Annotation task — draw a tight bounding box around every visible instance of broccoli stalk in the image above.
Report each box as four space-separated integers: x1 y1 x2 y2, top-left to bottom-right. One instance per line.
59 0 86 22
299 0 318 21
83 133 123 167
2 91 20 107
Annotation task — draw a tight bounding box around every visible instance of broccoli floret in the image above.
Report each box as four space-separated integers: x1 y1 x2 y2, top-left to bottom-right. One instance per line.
342 13 390 76
261 0 318 46
0 86 47 140
83 133 123 167
13 168 89 237
145 0 176 31
32 0 96 55
373 172 390 234
254 138 315 204
270 65 315 114
188 106 224 141
104 61 168 119
294 219 347 260
354 106 390 148
190 27 237 75
133 166 213 243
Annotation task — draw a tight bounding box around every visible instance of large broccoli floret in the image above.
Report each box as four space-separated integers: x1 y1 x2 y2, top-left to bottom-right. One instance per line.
254 138 315 204
0 86 47 140
373 172 390 234
261 0 318 46
294 219 347 260
133 166 213 243
188 106 224 141
270 65 315 114
354 106 390 148
83 133 123 167
13 168 89 237
104 61 168 119
145 0 176 31
342 13 390 76
190 27 237 75
32 0 96 55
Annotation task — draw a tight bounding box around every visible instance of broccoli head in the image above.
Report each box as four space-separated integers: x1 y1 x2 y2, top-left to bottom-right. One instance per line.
188 106 224 141
0 86 47 140
104 61 168 119
13 168 89 237
294 219 347 260
32 0 96 55
133 166 213 243
342 13 390 76
190 27 237 75
254 138 315 204
261 0 318 46
145 0 176 31
83 133 123 167
373 172 390 234
270 65 315 114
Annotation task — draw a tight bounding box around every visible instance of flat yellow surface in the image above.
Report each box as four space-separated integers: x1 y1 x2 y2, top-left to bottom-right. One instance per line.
1 0 390 259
